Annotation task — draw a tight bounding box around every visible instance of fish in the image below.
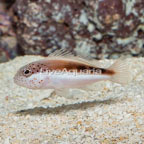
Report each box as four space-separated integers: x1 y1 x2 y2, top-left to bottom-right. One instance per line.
14 49 132 97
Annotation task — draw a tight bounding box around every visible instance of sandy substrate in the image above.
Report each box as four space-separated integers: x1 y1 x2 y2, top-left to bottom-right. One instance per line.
0 56 144 143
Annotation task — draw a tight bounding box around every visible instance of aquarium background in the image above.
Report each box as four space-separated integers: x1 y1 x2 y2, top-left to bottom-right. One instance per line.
0 0 144 63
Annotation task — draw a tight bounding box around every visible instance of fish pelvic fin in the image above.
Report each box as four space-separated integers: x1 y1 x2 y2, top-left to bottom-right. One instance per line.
108 59 132 85
55 88 72 98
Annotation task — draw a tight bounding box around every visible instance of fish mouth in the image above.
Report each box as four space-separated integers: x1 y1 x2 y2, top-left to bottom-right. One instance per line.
13 73 24 86
13 73 33 89
14 76 26 88
13 73 18 84
13 71 20 83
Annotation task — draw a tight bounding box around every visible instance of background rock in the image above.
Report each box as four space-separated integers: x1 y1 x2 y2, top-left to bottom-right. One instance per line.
0 0 144 63
13 0 144 59
0 0 18 62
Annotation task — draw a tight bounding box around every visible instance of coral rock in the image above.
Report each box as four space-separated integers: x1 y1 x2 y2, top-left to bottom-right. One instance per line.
13 0 144 59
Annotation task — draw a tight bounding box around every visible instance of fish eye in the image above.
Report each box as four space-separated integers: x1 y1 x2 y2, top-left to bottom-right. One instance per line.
23 69 32 76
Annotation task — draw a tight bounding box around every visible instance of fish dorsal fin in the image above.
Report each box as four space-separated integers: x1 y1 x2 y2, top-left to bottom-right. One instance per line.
49 48 74 57
49 48 93 60
48 48 103 68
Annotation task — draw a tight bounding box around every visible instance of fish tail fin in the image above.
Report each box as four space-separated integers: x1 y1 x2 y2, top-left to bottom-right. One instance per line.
108 59 132 85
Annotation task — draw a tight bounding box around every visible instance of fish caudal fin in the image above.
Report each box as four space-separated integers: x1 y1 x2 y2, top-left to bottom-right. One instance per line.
108 59 132 85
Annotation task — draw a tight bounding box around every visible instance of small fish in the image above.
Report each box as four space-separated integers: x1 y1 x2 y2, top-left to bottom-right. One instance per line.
14 50 132 97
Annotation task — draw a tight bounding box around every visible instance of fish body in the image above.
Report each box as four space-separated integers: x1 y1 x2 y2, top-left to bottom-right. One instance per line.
14 56 131 92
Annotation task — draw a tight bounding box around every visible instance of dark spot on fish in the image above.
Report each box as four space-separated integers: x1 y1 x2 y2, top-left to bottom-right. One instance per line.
100 68 115 75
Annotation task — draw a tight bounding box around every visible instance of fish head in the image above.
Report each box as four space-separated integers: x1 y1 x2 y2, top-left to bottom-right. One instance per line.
14 61 47 89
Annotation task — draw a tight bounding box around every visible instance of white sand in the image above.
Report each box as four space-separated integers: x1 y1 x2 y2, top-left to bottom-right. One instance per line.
0 56 144 143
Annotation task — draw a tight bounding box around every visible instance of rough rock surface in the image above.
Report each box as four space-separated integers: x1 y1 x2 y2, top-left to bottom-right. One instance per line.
0 56 144 143
0 0 17 63
13 0 144 59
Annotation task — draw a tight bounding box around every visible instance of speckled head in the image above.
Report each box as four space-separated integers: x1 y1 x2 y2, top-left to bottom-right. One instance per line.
14 61 47 89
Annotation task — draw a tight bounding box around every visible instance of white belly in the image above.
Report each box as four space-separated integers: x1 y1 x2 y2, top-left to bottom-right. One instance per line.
47 72 110 89
28 72 110 89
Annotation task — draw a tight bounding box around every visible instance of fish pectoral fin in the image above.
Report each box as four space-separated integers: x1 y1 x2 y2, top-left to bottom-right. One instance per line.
55 88 71 98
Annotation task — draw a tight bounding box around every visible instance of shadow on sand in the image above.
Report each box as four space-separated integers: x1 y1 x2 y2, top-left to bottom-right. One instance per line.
15 97 122 116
